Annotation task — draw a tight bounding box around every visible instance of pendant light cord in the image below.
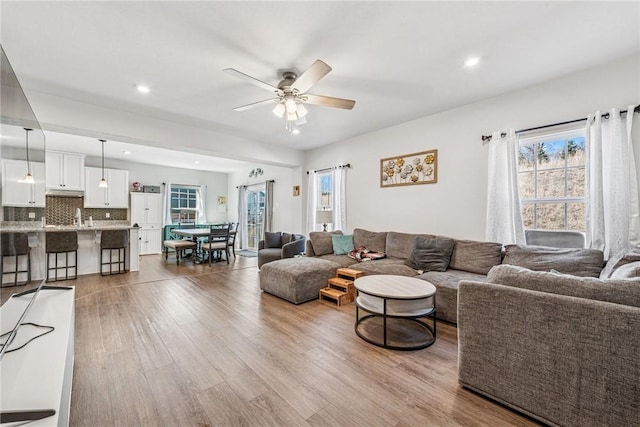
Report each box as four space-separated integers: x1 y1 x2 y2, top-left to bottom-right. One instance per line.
99 139 106 179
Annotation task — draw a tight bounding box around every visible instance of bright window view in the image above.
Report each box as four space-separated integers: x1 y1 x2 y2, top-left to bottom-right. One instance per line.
170 186 197 223
317 172 332 209
518 129 586 232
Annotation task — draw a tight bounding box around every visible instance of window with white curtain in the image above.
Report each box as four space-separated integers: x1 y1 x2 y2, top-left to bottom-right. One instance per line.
517 127 586 232
170 185 198 223
317 171 333 210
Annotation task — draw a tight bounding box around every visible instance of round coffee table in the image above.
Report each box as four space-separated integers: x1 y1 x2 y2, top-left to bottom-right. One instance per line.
354 275 436 350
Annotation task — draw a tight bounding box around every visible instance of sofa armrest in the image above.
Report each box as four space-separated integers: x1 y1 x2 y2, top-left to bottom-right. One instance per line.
282 238 306 258
457 280 640 427
258 240 265 250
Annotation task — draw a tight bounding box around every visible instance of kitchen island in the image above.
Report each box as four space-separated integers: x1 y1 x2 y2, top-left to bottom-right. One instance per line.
0 221 139 285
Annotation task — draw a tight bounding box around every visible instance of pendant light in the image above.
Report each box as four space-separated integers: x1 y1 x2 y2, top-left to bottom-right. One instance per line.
98 139 108 188
22 128 35 184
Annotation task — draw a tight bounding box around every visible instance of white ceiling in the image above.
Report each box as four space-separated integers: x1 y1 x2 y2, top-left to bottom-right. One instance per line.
1 1 639 170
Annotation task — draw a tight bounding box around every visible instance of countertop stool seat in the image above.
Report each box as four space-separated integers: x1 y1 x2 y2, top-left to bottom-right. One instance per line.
1 233 31 287
100 229 129 275
46 231 78 282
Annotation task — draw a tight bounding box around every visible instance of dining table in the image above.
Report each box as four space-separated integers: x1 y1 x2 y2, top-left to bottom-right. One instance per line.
170 227 236 263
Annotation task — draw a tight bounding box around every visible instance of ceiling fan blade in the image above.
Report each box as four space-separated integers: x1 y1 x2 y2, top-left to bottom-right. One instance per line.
233 98 279 112
291 60 332 93
223 68 282 94
302 94 356 110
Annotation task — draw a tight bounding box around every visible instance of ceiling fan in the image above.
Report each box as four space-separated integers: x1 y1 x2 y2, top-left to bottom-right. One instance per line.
223 59 355 132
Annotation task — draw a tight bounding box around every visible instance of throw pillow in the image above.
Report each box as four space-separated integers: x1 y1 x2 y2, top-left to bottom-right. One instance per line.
281 232 292 245
405 237 455 272
309 230 343 256
264 231 282 248
332 234 355 255
502 245 604 278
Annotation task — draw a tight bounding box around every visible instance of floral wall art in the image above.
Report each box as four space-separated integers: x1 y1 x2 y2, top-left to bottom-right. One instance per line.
380 149 438 187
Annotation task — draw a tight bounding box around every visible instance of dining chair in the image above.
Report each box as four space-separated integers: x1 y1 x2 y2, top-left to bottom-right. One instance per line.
227 222 239 258
200 223 231 265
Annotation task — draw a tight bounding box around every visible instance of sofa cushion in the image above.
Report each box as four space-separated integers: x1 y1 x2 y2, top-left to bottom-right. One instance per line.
600 249 640 278
347 257 418 277
332 234 354 255
418 269 487 324
611 261 640 279
502 244 604 278
353 229 387 253
264 231 282 248
449 239 503 275
385 232 436 259
315 254 355 268
405 237 455 272
309 230 343 256
487 264 640 308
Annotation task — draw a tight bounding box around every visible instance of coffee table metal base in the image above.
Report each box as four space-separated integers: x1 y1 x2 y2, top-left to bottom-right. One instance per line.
355 299 436 351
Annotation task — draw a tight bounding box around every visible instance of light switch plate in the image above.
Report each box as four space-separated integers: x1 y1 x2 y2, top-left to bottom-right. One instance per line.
28 212 36 219
105 212 110 218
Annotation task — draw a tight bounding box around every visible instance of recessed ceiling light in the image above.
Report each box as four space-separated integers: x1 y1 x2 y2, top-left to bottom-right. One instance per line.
123 150 131 155
464 56 481 68
136 84 150 93
194 160 200 164
292 129 300 135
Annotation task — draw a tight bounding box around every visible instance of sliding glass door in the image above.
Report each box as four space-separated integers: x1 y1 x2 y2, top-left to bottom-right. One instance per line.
245 185 265 250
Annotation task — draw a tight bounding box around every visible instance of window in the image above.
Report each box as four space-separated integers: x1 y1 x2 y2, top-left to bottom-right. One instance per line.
170 186 197 223
517 128 586 232
317 171 332 210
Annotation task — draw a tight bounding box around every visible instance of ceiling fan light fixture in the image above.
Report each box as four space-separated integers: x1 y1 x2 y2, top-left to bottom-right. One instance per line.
296 103 308 118
285 97 297 114
286 111 298 121
272 102 285 118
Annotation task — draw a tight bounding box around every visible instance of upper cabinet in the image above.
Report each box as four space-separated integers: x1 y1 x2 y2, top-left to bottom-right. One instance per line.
45 151 85 190
84 167 129 208
1 159 46 207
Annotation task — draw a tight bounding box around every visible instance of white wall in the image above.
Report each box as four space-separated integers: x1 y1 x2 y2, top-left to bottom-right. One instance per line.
227 164 303 235
304 54 640 240
86 156 228 223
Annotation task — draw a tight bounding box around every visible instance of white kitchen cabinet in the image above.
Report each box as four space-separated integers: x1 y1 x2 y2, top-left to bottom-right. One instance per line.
84 167 129 208
1 159 46 207
46 151 85 190
131 192 163 254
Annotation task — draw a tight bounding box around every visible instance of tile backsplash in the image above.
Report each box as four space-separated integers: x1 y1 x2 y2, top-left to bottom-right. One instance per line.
4 196 128 225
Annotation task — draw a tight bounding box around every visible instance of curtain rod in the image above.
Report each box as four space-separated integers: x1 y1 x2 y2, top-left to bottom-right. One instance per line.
235 180 275 189
306 163 351 175
481 105 640 142
162 183 206 188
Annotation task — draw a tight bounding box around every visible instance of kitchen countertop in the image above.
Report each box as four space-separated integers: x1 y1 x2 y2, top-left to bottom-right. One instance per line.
0 221 136 233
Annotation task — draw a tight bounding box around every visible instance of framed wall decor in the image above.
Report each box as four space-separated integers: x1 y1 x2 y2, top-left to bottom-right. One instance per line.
380 149 438 187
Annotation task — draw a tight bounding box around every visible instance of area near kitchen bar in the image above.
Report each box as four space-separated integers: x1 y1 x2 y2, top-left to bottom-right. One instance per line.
1 151 139 285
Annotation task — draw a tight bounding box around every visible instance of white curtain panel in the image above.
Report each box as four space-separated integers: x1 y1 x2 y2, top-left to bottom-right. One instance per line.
332 166 347 231
485 129 526 245
238 186 248 249
196 185 207 224
306 170 318 235
264 180 274 233
586 106 640 258
162 182 172 226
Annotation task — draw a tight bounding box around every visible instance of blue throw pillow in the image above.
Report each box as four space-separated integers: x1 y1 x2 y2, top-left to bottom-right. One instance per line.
332 234 354 255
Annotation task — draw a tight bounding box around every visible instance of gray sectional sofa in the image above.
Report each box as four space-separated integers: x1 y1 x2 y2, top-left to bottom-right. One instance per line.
458 264 640 427
305 228 607 323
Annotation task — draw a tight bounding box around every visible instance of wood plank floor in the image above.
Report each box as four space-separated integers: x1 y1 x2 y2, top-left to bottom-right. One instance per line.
2 255 540 426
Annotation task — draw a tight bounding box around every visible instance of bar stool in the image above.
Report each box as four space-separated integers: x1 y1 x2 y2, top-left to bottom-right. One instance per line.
100 230 129 275
1 233 31 287
46 231 78 282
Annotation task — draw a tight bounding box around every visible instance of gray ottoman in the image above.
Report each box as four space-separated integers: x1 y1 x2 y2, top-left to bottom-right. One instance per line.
259 257 340 304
